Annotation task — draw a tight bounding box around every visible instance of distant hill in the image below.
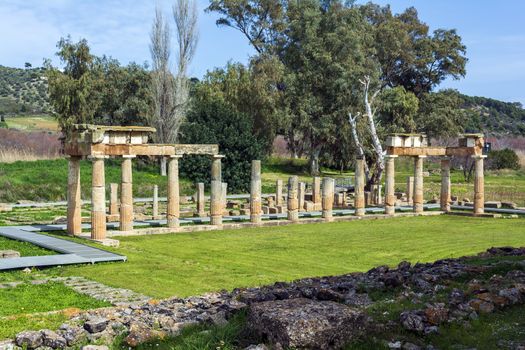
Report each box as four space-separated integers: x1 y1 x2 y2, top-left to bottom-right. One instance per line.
0 65 51 114
461 95 525 135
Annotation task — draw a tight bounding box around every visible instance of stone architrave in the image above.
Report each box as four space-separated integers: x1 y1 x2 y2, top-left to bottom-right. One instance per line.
167 155 182 228
275 180 283 206
384 155 397 215
90 156 107 240
406 176 414 205
67 156 82 236
120 155 135 231
413 155 426 213
287 176 299 222
210 155 225 226
196 182 205 217
473 155 486 215
250 160 262 224
109 183 119 217
312 177 321 210
298 182 306 212
354 158 365 216
322 177 335 221
152 185 159 218
440 157 451 212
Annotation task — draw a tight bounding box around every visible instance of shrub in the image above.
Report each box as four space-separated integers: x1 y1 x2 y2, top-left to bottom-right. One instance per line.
179 98 266 193
487 148 520 170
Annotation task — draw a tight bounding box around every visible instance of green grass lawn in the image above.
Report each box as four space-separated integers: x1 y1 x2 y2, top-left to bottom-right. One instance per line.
32 215 525 299
0 282 110 339
0 236 53 256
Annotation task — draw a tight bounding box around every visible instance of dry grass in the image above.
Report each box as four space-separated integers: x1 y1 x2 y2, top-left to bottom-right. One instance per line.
0 147 60 163
516 150 525 169
0 129 60 163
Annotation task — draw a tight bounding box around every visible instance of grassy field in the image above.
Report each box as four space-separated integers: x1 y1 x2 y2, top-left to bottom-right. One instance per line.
4 114 58 132
2 215 522 298
0 215 524 341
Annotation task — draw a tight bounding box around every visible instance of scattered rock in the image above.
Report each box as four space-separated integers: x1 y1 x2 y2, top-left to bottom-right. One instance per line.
400 311 425 332
41 329 67 349
83 317 108 334
248 298 366 349
469 299 495 314
15 331 43 349
424 304 449 325
0 250 20 259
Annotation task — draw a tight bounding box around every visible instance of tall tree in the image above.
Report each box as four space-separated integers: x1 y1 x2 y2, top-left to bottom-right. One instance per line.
149 0 198 175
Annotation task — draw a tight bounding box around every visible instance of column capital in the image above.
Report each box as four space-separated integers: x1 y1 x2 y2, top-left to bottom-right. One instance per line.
384 155 398 159
169 154 183 159
471 155 487 159
122 155 137 159
212 154 226 160
415 155 427 159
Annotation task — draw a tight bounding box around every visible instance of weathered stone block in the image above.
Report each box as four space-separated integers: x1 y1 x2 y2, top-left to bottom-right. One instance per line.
0 250 20 259
247 298 366 350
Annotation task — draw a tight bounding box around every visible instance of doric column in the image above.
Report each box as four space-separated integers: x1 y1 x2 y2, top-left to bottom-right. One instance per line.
287 176 299 222
406 176 414 205
109 183 119 217
354 157 365 216
152 185 159 218
413 155 426 213
210 155 225 226
322 177 335 221
67 156 82 236
167 155 182 228
250 160 262 224
384 155 397 215
196 182 205 217
473 155 486 215
312 176 321 209
298 182 305 212
120 155 135 231
275 179 283 206
90 156 107 240
440 157 451 212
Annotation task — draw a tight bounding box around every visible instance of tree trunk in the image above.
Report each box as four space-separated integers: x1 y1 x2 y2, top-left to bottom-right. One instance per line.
0 115 5 122
160 157 167 176
309 148 321 175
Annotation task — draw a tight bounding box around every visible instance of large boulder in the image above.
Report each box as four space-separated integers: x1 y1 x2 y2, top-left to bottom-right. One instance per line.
247 298 366 349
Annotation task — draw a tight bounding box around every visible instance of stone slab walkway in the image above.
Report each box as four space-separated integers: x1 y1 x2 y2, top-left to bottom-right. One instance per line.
0 226 126 271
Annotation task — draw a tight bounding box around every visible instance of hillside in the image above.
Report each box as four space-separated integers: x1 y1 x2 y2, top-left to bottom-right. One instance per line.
0 65 51 115
462 94 525 135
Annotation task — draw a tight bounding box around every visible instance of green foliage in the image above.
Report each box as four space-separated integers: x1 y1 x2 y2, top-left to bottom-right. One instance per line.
46 37 151 135
180 84 266 192
0 66 50 114
462 95 525 135
377 86 418 133
488 148 521 170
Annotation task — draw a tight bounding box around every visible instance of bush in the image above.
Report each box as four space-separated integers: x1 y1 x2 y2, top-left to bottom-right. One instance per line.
487 148 520 170
179 98 266 193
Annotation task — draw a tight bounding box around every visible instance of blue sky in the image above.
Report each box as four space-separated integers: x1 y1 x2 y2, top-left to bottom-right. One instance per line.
1 0 524 105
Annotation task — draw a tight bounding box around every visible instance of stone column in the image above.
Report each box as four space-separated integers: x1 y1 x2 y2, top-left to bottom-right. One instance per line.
67 156 82 236
120 155 135 231
222 182 228 213
109 183 119 217
384 155 397 215
354 157 365 216
406 176 414 205
210 155 225 226
440 157 451 212
275 179 283 206
312 176 321 209
196 182 205 217
473 155 486 215
287 176 299 222
167 155 182 228
298 182 306 212
90 156 106 240
152 185 159 218
322 177 335 221
250 160 262 224
413 156 426 213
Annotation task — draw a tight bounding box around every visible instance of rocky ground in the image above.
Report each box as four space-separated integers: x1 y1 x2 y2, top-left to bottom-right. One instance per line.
5 247 525 350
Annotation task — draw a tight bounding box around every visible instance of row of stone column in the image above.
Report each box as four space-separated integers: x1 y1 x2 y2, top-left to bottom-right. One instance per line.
67 154 226 240
383 155 486 215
